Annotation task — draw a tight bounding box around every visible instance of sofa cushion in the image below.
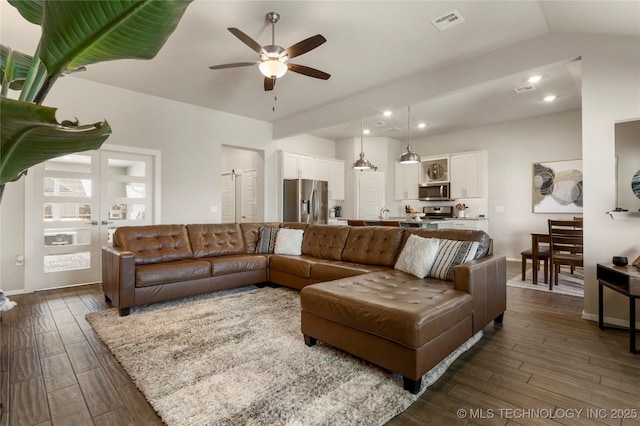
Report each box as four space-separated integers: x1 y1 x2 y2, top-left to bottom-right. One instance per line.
187 224 246 258
269 255 318 278
206 254 268 276
394 235 440 278
300 269 473 348
310 261 388 282
256 226 279 254
301 225 350 261
428 239 479 281
341 226 405 267
135 259 211 287
274 228 304 255
114 225 193 265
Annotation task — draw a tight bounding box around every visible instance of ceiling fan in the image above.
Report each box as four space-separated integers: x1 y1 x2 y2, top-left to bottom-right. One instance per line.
209 11 330 91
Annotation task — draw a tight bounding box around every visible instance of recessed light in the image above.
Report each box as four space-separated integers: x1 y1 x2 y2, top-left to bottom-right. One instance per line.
362 129 370 135
543 95 556 102
418 123 426 129
528 75 542 83
383 111 392 117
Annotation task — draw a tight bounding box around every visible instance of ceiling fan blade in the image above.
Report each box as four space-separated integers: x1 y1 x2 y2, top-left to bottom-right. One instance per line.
264 76 276 91
284 34 327 60
287 63 331 80
228 27 264 55
209 62 259 70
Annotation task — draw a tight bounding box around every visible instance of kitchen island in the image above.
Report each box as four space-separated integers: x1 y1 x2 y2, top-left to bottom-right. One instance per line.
332 218 453 229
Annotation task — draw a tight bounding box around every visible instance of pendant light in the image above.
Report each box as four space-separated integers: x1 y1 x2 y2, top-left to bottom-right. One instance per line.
352 117 374 170
398 105 421 164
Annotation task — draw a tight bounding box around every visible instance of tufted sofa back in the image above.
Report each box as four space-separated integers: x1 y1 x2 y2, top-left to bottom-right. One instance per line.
301 225 350 260
186 224 246 258
239 222 280 253
113 225 193 265
341 226 405 267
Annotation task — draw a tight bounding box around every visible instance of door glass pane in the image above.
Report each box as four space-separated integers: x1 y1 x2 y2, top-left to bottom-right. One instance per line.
108 159 145 177
44 203 92 221
44 154 91 173
44 251 91 273
108 203 145 220
44 227 91 246
44 177 92 197
107 181 145 198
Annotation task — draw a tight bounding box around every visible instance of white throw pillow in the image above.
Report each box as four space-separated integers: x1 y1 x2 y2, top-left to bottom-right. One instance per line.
274 228 304 256
428 239 479 281
394 235 440 278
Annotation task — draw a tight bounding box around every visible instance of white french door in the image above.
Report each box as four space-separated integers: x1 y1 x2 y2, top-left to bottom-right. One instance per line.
357 171 385 219
220 169 257 223
26 146 157 291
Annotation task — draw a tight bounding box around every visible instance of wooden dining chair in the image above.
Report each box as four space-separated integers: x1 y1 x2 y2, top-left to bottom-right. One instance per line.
379 220 401 227
347 220 366 226
520 234 551 284
548 219 584 289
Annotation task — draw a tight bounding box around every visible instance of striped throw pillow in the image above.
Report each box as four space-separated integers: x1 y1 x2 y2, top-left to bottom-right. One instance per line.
428 239 479 281
256 226 279 254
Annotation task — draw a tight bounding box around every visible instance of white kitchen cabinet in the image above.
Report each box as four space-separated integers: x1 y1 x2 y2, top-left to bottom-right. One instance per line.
450 219 488 232
282 151 314 179
394 162 419 200
450 151 487 199
329 159 345 200
314 158 330 182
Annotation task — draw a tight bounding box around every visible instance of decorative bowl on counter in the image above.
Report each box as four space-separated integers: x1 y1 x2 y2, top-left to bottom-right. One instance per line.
411 213 425 220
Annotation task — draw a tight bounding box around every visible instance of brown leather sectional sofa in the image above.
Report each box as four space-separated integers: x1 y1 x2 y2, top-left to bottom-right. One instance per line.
102 222 506 393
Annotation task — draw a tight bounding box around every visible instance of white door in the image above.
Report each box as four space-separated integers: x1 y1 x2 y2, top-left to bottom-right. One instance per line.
221 172 235 223
357 171 385 219
242 169 257 222
26 147 156 291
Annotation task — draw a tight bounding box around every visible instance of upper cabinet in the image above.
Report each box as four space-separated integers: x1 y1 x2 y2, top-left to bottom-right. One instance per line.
421 157 449 183
281 151 345 200
450 151 488 199
395 162 420 200
283 152 314 179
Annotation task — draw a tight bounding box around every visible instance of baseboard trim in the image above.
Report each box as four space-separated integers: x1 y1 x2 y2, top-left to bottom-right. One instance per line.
582 311 640 329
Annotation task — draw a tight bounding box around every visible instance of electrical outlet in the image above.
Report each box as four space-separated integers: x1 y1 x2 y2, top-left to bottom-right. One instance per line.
15 254 24 266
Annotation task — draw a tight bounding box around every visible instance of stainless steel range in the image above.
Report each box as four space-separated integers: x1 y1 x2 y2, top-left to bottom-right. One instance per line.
422 206 454 220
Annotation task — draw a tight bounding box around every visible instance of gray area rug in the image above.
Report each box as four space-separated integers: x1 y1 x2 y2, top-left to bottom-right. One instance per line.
507 268 584 297
87 286 481 425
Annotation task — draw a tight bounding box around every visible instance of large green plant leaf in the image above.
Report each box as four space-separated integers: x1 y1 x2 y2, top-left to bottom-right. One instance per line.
0 97 111 184
39 0 192 76
8 0 44 26
0 45 35 91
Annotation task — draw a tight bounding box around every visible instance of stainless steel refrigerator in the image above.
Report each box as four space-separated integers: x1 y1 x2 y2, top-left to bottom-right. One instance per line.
283 179 328 224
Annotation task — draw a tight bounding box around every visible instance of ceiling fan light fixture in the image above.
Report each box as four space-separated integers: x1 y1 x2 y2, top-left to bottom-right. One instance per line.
259 60 287 78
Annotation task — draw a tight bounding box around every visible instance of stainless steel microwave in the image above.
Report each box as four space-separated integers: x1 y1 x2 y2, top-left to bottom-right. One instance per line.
419 182 450 201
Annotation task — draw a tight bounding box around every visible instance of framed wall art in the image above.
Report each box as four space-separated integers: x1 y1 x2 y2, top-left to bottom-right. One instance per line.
532 159 583 213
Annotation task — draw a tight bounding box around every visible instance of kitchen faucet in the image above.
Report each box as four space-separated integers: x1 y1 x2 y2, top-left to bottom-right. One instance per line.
379 207 390 219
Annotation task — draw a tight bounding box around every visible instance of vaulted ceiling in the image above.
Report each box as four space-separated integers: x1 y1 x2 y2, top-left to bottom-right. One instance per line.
2 1 639 140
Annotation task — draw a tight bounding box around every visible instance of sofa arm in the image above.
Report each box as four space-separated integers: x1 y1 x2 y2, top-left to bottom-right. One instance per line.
102 246 136 315
453 255 507 333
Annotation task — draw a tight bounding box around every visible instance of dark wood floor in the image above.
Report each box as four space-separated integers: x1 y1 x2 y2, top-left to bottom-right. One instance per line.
1 262 638 425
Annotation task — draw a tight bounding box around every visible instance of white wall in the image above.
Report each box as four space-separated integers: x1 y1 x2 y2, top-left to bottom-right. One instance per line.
409 109 582 260
0 76 274 293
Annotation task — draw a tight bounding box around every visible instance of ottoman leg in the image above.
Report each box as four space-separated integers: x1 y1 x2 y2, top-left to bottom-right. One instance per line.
403 376 422 394
304 335 317 347
118 307 130 317
494 313 504 324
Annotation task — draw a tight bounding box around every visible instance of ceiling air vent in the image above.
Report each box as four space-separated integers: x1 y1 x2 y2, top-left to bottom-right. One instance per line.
370 121 386 127
514 85 536 94
431 10 465 31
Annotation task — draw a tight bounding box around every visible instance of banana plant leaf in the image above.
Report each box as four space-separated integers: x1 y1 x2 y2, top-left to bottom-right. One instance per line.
0 97 111 184
8 0 44 25
0 45 34 91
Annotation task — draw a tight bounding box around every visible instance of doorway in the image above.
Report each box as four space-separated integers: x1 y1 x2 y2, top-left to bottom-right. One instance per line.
220 169 258 223
357 171 385 219
25 146 158 291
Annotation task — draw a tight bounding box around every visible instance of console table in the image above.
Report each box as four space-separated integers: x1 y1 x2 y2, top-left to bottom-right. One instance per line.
597 263 640 354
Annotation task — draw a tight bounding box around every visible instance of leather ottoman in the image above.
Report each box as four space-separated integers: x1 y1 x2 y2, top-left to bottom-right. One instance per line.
300 269 474 393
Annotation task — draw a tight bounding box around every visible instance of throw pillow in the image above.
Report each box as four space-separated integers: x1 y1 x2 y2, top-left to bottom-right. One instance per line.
256 226 278 254
274 228 304 256
394 235 440 278
428 239 480 281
